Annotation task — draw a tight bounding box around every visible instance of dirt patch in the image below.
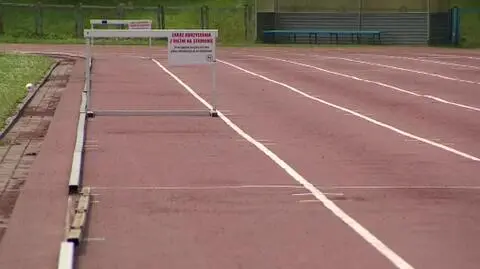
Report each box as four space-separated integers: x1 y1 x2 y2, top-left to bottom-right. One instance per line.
0 57 75 242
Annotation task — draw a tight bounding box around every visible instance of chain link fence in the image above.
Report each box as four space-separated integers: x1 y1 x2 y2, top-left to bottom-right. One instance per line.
0 2 256 43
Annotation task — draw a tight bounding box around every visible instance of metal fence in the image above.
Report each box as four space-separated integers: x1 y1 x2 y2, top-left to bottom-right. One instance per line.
256 0 456 45
258 0 452 12
0 2 256 43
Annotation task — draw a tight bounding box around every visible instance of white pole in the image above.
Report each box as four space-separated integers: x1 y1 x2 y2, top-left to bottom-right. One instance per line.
212 63 217 112
91 23 94 45
85 36 92 110
149 37 152 59
211 37 217 113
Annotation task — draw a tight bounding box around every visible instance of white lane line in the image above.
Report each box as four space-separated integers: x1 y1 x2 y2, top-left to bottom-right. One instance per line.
218 59 480 162
320 185 480 190
248 54 480 113
423 95 480 112
350 53 480 70
152 58 416 269
91 185 304 191
421 53 480 60
326 56 480 85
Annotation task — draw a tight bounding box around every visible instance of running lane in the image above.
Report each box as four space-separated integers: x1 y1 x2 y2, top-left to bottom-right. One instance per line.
161 51 480 269
215 53 480 157
76 56 396 269
241 50 480 109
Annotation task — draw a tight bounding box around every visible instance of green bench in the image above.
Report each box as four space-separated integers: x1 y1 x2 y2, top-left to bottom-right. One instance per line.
263 29 383 45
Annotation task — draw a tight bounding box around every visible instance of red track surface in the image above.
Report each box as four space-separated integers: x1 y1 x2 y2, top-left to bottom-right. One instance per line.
1 44 480 269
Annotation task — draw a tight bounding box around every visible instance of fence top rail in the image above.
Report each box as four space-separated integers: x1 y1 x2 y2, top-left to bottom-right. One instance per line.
264 30 382 34
0 2 75 8
90 19 153 25
82 4 158 10
84 29 219 38
276 11 430 14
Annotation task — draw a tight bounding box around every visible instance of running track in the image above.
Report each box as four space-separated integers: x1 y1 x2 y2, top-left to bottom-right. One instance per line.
1 44 480 269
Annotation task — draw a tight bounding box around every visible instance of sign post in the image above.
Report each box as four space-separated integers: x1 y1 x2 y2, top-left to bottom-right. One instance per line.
167 30 218 115
167 31 215 66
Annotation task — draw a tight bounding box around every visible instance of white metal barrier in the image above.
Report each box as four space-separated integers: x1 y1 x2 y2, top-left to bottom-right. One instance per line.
83 28 219 117
89 19 153 47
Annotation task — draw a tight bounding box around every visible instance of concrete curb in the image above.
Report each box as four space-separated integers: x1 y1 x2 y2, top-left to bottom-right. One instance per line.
58 53 91 269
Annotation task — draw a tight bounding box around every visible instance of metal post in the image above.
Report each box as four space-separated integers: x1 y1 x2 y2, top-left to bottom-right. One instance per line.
90 21 94 45
212 65 217 112
426 0 431 45
244 4 248 41
274 0 279 29
148 36 152 59
211 36 217 115
85 36 92 110
253 0 258 42
451 7 460 46
0 3 5 35
358 0 363 32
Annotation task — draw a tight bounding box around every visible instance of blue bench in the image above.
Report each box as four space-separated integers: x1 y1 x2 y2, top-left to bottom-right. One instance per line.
263 30 383 45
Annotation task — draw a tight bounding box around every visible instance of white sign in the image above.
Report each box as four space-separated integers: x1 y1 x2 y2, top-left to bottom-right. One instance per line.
167 31 216 66
127 20 152 30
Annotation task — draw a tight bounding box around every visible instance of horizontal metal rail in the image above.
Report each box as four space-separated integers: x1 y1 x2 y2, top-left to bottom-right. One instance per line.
88 109 215 117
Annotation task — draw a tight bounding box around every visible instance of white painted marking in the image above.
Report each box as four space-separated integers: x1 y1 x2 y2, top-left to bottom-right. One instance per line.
248 55 480 113
262 143 276 146
218 59 480 162
83 237 106 242
421 53 480 60
351 53 480 70
91 185 304 191
293 192 344 196
57 242 74 269
328 56 480 85
236 138 272 143
152 58 416 269
326 192 345 196
298 199 323 203
320 185 480 190
423 95 480 112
